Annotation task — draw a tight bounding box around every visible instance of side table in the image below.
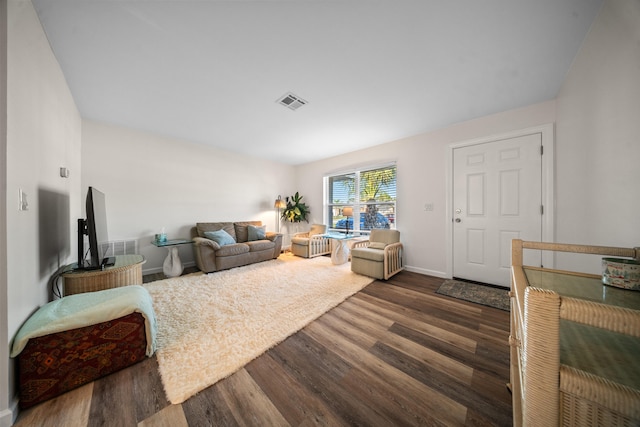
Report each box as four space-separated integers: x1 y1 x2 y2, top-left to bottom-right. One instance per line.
510 240 640 426
63 254 146 296
320 234 356 265
152 239 193 277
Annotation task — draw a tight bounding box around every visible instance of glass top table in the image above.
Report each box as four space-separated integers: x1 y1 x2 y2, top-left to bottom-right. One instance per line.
318 234 359 264
318 233 357 240
523 266 640 390
151 239 193 277
151 238 193 247
523 267 640 311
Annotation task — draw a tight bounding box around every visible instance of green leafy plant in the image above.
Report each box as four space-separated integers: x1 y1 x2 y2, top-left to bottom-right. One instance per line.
281 192 310 223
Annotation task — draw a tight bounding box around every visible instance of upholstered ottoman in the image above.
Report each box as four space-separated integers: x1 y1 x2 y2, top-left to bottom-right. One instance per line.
11 285 157 409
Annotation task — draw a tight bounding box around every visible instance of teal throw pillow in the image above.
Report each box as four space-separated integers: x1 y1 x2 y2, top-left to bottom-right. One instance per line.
247 225 267 241
204 229 236 246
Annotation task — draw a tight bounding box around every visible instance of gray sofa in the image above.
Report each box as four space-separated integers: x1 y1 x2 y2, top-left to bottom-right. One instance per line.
191 221 282 273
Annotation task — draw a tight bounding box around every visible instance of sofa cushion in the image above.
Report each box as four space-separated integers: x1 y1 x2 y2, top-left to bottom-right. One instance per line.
247 225 266 241
351 247 385 262
370 229 400 245
204 229 236 246
291 237 309 246
368 242 387 250
234 221 262 243
215 243 250 257
246 240 275 252
197 222 236 241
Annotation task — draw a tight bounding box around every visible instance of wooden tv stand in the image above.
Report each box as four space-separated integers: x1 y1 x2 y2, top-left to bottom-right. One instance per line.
63 254 146 296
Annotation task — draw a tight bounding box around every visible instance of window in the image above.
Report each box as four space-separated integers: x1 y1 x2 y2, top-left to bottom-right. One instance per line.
325 164 397 233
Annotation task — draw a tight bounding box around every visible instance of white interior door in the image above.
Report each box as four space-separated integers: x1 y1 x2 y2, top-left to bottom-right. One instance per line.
453 133 543 287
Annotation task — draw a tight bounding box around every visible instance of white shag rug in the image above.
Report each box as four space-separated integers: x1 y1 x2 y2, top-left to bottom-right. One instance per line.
143 253 374 404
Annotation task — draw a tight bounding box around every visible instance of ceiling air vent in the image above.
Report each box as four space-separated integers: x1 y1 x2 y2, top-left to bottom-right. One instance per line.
277 92 308 111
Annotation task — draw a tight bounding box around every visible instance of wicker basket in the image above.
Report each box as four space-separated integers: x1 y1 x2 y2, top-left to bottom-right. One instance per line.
63 255 146 295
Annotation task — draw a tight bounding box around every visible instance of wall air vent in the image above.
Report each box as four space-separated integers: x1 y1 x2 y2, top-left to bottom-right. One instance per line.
99 239 138 257
277 92 308 111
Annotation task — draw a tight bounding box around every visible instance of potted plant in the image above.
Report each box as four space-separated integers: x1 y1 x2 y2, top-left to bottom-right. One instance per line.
281 192 310 223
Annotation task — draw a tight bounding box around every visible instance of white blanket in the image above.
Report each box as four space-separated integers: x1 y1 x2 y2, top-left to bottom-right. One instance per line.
11 285 157 357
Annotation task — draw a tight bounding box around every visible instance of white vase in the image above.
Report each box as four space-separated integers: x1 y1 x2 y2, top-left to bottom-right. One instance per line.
163 247 183 277
331 240 349 265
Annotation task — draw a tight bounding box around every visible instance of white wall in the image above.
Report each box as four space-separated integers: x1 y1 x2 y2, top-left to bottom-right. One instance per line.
2 0 82 424
0 1 8 424
296 101 556 277
81 120 296 273
554 0 640 273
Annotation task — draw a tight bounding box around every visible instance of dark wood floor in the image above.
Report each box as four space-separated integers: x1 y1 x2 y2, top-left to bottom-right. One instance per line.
14 269 512 427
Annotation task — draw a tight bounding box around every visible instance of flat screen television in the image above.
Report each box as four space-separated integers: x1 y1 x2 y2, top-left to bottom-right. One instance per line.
76 187 115 270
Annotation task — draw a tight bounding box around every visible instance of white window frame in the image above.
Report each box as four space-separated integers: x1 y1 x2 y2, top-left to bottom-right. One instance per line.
324 162 397 234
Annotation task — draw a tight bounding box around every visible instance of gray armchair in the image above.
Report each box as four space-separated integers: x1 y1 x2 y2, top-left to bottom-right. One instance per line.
291 224 331 258
351 229 403 280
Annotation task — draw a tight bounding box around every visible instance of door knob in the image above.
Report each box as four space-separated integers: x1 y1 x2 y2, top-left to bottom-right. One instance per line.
455 218 462 223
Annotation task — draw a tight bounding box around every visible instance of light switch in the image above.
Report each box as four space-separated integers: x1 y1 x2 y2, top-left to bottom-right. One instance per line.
19 189 28 211
424 203 434 211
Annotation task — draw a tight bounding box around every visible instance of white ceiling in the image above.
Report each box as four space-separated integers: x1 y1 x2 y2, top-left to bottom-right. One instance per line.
32 0 602 165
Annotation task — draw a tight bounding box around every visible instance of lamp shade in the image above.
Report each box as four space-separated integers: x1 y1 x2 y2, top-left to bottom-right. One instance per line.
342 207 353 216
274 196 286 209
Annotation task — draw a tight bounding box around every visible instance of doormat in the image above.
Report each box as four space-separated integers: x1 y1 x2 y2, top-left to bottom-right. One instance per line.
436 279 510 311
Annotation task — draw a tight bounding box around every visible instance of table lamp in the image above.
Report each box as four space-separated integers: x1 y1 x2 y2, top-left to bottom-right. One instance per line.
342 207 353 235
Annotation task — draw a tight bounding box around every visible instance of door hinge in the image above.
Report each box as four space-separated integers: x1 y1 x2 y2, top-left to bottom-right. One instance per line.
540 145 544 155
541 205 544 215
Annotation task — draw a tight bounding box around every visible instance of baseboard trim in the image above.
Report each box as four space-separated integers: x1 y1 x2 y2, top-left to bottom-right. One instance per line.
0 397 18 427
404 265 448 278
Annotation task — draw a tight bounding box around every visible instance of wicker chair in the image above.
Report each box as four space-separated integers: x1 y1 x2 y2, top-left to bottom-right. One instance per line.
351 229 403 280
291 224 331 258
